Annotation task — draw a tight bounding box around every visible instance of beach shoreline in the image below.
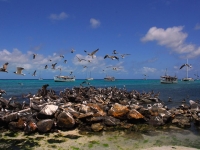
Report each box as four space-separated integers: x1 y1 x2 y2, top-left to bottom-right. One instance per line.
1 126 200 150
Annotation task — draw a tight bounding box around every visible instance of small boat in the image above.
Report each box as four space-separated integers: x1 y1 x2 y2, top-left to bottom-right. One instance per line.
160 75 178 84
38 71 43 80
180 59 194 81
182 77 194 81
160 69 178 84
86 71 93 80
54 75 75 82
104 75 115 81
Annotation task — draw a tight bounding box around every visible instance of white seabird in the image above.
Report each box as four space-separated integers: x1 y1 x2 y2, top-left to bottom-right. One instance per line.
84 48 99 59
0 62 9 73
14 67 25 75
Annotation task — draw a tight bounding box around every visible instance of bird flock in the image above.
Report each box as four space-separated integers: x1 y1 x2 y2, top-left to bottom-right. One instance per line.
0 49 131 79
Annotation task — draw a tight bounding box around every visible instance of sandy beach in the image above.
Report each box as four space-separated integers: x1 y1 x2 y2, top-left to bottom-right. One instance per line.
0 126 200 150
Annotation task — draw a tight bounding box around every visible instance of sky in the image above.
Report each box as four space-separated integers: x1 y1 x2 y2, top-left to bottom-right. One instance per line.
0 0 200 79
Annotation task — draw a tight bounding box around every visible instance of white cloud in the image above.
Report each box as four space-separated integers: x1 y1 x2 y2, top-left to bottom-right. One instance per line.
0 49 65 73
90 18 101 28
141 26 200 58
49 12 69 21
194 23 200 30
141 67 157 74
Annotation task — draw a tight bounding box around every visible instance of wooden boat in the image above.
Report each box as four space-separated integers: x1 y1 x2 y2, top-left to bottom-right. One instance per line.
104 75 115 81
54 75 75 82
160 69 178 84
160 75 178 84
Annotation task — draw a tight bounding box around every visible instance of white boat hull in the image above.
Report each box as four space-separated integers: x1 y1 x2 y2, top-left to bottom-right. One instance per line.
104 77 115 81
182 78 194 81
86 78 93 81
160 75 178 84
160 80 178 84
54 76 75 82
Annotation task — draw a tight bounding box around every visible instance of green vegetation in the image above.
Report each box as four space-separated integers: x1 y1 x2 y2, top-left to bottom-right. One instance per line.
47 138 66 143
102 143 109 147
4 131 19 137
70 146 80 150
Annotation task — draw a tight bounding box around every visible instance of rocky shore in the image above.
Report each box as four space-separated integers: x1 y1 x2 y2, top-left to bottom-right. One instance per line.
0 84 200 135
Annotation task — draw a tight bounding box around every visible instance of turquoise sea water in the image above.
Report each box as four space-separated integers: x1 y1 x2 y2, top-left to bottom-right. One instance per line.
1 79 200 108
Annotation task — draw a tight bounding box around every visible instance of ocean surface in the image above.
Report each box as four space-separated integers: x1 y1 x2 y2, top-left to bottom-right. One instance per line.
1 79 200 108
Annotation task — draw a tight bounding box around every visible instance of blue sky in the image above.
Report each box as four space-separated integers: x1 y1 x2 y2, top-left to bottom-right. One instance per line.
0 0 200 79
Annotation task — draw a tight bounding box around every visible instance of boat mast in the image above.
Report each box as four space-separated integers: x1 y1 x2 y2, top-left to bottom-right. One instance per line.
186 59 188 78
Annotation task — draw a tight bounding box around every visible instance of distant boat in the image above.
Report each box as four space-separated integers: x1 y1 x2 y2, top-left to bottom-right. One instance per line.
54 69 75 82
86 71 93 81
180 59 194 81
194 72 199 81
143 74 148 80
160 69 178 84
54 75 75 82
104 75 115 81
38 71 43 80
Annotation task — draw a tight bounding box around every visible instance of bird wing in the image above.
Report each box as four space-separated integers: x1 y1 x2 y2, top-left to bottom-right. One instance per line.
17 67 24 74
104 55 109 59
3 62 8 69
32 70 36 76
113 50 117 54
179 64 186 69
91 48 99 55
76 56 81 61
114 56 119 60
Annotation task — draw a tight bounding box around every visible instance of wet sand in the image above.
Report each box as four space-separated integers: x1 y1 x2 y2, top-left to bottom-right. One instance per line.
0 125 200 150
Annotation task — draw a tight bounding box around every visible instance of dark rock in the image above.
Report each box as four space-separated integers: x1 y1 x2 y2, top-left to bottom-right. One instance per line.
172 114 191 128
37 119 54 133
104 116 120 126
57 111 75 129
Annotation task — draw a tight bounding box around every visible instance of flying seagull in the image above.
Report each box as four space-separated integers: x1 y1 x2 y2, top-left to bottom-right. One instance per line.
112 50 118 54
76 56 86 62
0 62 9 73
33 54 37 59
180 64 192 69
104 54 119 60
80 80 90 86
60 55 64 58
120 54 131 59
83 65 88 68
71 49 75 53
69 71 73 75
32 70 36 76
52 63 57 69
44 65 48 69
14 67 25 75
106 66 121 70
84 48 99 59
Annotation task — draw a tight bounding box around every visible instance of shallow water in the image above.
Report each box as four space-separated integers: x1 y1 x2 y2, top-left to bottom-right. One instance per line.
1 126 200 150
